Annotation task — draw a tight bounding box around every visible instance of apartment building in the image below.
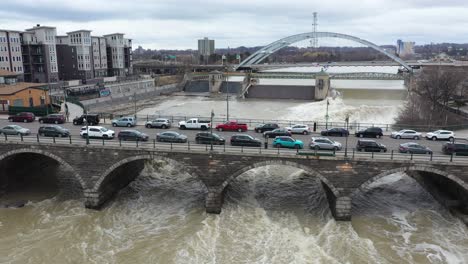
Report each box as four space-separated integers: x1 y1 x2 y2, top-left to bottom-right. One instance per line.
56 30 94 81
21 25 59 83
0 25 132 83
0 30 24 80
92 36 108 77
104 33 132 77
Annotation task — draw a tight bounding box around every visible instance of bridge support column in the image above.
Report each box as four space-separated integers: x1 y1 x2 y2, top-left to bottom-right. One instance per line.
332 196 352 221
84 190 103 209
205 188 225 214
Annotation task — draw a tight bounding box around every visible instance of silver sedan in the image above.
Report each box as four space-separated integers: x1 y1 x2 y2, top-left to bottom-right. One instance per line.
0 125 31 136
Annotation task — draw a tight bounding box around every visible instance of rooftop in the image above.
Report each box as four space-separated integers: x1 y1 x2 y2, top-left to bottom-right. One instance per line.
0 82 47 95
67 29 92 34
26 25 56 31
0 69 19 77
103 33 125 37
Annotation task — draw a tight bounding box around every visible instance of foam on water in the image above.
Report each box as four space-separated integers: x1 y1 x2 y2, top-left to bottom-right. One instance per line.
1 164 467 263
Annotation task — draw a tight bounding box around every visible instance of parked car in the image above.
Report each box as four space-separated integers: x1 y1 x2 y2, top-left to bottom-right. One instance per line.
391 129 422 140
8 112 35 123
320 127 349 137
195 132 225 145
254 123 279 133
442 142 468 155
216 121 248 132
156 131 187 143
263 128 291 138
0 125 30 136
38 114 65 124
38 125 70 137
356 139 387 152
146 118 171 129
309 137 342 150
285 124 310 135
425 130 455 141
399 142 432 154
73 114 100 125
272 136 304 149
178 118 211 130
230 134 262 147
80 126 115 139
112 116 136 127
118 130 149 141
355 127 384 138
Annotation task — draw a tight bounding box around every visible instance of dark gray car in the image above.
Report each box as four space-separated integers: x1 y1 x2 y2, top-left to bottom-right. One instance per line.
156 131 187 143
38 125 70 137
399 142 432 154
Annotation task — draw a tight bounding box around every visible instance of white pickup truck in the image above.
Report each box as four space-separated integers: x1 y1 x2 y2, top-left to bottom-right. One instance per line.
178 118 211 130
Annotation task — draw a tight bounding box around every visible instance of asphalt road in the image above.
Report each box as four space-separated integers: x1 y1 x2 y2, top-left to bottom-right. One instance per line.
0 119 464 156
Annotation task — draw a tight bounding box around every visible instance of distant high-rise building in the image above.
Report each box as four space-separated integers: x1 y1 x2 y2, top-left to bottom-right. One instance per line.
198 37 215 56
396 39 415 57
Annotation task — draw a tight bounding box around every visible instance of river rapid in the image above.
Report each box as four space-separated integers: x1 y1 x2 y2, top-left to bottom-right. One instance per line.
1 66 467 263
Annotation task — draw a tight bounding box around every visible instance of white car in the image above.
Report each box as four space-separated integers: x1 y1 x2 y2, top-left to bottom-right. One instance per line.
80 126 115 139
285 124 310 135
391 129 422 140
425 130 454 141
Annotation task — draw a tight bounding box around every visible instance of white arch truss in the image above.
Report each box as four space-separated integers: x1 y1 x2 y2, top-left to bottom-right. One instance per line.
237 32 412 72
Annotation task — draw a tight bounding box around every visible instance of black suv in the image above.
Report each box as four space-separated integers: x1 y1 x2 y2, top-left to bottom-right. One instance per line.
73 114 100 125
195 132 225 145
255 123 279 133
38 125 70 137
356 139 387 152
442 143 468 155
230 134 261 147
355 127 383 138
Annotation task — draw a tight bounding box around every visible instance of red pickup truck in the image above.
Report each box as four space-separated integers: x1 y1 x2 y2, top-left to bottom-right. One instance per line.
216 121 248 132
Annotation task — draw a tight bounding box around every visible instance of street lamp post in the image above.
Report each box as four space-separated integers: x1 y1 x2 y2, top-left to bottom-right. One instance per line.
85 107 89 145
345 115 349 157
325 99 330 129
225 69 230 121
210 110 214 151
133 91 137 119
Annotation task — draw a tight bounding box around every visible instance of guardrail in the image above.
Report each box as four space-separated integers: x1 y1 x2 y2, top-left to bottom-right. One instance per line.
91 113 468 132
1 133 467 164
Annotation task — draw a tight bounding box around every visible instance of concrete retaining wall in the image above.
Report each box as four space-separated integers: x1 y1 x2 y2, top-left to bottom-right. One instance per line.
184 80 210 93
246 85 315 100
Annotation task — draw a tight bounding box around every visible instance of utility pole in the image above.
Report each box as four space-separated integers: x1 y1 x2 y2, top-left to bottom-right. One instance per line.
311 12 318 48
345 114 349 157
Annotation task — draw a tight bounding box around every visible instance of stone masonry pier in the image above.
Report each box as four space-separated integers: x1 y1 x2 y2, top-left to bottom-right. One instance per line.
1 142 468 222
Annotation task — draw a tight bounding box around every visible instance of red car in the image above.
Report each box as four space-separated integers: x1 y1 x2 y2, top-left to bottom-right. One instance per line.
39 114 65 124
215 121 248 132
8 112 35 123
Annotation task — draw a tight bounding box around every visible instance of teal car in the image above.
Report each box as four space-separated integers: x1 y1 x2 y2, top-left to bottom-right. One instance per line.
272 136 304 149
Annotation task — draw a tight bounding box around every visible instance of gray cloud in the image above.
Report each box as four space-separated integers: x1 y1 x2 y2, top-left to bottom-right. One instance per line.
1 0 468 49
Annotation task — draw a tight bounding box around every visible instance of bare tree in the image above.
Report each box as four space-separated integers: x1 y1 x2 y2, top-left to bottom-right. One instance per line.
395 67 466 128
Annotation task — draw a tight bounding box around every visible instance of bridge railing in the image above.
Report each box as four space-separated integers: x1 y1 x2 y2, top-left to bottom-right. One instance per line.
1 133 467 164
92 113 468 133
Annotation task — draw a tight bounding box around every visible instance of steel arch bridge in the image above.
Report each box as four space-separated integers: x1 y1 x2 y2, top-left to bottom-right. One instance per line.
236 32 413 72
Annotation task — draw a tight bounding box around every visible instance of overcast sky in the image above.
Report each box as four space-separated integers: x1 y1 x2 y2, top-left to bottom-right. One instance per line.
1 0 468 50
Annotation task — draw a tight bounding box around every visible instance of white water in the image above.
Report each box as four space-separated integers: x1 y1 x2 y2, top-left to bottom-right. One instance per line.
1 163 467 263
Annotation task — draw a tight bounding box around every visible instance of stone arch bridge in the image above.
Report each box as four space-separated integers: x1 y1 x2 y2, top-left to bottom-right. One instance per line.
1 142 467 222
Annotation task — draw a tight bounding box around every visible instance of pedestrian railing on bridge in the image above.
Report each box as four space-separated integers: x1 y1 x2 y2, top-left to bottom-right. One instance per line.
1 133 467 164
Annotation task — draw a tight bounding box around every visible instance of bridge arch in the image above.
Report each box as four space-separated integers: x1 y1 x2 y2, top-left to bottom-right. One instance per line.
352 165 468 199
92 154 204 192
237 32 412 72
221 160 340 198
0 148 86 196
